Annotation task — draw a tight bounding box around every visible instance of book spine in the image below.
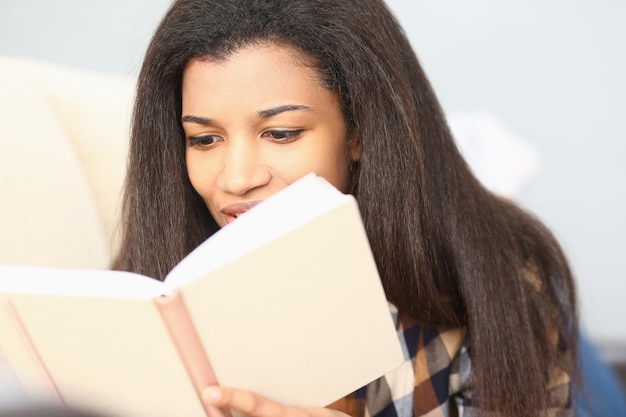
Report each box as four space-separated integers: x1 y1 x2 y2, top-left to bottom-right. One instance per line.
155 291 232 417
0 295 63 403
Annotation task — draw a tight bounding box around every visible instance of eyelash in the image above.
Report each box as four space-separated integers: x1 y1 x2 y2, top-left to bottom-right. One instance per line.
262 129 304 143
187 130 304 148
188 135 221 148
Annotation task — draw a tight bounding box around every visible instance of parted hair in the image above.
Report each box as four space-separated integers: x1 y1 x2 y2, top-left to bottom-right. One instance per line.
113 1 578 416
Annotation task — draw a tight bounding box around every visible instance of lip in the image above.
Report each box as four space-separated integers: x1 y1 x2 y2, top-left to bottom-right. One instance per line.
221 201 262 224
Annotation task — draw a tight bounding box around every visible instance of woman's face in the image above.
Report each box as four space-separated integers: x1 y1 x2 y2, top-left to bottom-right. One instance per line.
182 44 360 227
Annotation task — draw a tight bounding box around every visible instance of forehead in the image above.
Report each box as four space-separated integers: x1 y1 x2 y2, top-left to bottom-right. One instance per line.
181 44 333 112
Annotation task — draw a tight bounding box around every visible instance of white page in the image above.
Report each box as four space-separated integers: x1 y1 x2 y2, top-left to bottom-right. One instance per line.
163 173 348 292
0 174 345 299
0 265 163 298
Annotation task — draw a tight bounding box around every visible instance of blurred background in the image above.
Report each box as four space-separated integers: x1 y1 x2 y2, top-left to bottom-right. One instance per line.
1 0 624 348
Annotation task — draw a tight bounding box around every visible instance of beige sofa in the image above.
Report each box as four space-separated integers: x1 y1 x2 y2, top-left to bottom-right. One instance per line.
0 57 134 270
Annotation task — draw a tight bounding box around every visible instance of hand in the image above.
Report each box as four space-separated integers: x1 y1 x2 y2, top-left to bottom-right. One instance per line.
202 386 351 417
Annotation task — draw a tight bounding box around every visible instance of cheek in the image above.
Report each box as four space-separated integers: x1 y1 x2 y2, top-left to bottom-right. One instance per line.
185 154 202 193
286 141 352 192
186 155 224 223
319 150 352 192
186 153 217 201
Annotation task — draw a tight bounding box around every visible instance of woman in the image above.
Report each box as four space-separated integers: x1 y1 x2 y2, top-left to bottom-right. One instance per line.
113 0 578 416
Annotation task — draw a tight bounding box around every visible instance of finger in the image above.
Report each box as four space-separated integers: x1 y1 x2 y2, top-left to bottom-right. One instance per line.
203 386 308 417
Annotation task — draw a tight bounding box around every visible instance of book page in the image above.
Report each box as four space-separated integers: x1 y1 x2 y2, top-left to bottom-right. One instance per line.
0 296 59 402
179 197 404 408
9 294 206 417
163 173 347 292
0 264 164 299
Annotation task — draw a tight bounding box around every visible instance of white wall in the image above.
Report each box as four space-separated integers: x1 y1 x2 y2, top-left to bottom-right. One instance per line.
1 0 624 342
0 0 171 76
386 0 626 343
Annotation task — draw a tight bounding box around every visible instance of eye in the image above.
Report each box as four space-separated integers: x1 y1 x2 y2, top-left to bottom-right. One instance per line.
188 135 222 149
262 129 304 143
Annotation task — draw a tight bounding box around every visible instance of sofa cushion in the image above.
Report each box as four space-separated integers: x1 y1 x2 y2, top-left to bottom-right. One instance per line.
0 57 134 269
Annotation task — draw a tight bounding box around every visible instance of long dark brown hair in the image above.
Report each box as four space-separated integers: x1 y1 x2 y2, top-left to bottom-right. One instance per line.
114 0 578 415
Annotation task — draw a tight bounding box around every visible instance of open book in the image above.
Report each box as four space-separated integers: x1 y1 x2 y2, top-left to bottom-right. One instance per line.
0 174 404 417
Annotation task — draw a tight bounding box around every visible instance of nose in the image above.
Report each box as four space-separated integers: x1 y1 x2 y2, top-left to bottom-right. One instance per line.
217 138 270 196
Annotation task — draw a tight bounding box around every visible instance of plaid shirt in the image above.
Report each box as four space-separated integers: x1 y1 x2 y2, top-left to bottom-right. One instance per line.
330 305 572 417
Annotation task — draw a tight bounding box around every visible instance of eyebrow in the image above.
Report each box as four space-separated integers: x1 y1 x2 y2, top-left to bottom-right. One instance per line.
181 115 212 125
257 104 312 119
181 104 312 125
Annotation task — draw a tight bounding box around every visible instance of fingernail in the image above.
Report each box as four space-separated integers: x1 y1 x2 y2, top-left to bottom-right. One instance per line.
203 386 222 404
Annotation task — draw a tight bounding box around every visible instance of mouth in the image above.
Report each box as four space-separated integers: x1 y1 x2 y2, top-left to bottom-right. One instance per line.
221 201 262 224
226 213 241 224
